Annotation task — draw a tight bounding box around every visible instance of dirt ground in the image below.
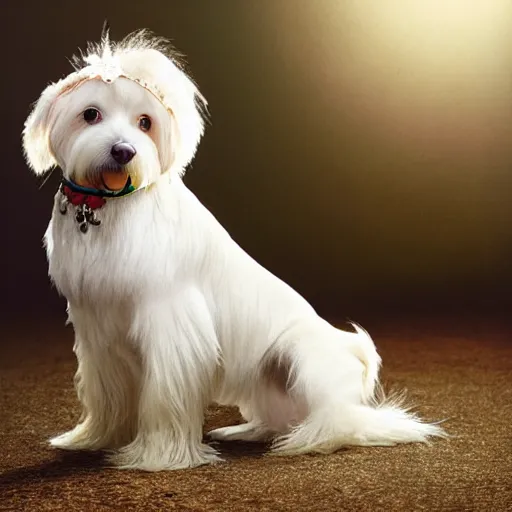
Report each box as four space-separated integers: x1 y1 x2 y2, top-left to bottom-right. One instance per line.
1 317 511 511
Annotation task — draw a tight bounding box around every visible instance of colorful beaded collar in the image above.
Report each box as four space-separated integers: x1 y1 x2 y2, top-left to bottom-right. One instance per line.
59 177 140 233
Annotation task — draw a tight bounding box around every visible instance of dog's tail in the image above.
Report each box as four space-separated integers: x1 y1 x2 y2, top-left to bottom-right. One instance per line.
348 322 381 404
271 322 446 456
271 397 446 455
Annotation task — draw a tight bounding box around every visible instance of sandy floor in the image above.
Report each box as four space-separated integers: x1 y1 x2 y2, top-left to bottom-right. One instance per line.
1 317 511 511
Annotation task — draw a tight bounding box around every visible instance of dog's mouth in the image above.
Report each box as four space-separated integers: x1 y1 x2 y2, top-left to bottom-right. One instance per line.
76 168 130 192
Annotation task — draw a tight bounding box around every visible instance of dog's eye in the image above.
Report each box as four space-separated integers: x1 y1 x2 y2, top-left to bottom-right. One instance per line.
138 115 152 132
83 108 102 124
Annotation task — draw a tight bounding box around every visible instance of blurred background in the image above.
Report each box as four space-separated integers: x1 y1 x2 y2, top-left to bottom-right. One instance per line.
2 0 512 328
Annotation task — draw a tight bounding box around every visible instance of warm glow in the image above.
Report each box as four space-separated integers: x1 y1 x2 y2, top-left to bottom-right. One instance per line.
284 0 511 159
358 0 508 71
256 0 512 280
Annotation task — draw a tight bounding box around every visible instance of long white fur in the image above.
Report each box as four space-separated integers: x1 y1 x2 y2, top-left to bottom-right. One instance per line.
23 30 445 471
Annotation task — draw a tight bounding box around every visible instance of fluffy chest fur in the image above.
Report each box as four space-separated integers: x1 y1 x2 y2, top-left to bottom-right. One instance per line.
46 180 179 307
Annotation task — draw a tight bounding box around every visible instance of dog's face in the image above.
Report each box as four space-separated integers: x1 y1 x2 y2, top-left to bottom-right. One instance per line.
49 77 172 189
23 31 207 186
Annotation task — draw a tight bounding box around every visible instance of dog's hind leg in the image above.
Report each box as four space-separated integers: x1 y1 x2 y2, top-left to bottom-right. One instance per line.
209 398 275 441
208 349 304 443
208 420 275 442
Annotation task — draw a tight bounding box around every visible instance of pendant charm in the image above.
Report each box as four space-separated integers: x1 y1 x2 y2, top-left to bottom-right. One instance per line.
59 195 68 215
59 194 102 233
75 204 101 233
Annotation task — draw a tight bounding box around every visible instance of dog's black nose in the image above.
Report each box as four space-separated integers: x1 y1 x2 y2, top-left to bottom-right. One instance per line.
111 142 136 165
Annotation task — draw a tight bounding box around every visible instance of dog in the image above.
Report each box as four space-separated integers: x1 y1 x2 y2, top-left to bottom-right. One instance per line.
22 29 445 471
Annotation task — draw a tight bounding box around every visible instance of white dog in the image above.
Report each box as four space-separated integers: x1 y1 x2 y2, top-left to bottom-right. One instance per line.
22 30 444 471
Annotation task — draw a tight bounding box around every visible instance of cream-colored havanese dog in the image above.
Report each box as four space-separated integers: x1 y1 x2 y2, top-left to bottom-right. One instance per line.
22 29 444 471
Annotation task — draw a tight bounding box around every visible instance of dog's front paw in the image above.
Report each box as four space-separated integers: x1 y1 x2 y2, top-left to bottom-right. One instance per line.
50 425 94 451
108 439 221 471
208 422 274 442
49 421 116 451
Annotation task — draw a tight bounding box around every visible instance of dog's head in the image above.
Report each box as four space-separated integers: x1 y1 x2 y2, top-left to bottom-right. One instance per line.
22 30 206 190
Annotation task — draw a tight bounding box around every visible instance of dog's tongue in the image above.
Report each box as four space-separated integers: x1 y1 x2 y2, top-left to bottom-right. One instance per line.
77 170 130 192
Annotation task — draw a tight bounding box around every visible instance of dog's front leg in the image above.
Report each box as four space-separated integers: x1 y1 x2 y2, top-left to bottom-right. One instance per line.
109 289 221 471
50 326 141 452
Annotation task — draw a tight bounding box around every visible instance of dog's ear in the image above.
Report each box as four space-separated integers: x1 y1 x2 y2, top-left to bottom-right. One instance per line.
118 47 208 175
165 71 207 176
175 78 208 175
22 82 64 175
